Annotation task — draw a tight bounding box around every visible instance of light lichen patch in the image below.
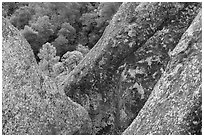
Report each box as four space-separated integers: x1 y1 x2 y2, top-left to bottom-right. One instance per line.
130 82 145 99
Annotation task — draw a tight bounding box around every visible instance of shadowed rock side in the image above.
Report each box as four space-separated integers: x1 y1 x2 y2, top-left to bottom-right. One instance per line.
61 2 201 134
116 2 201 132
2 18 92 135
123 9 202 135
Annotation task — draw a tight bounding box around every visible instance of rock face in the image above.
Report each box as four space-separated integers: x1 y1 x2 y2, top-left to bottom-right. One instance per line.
116 2 201 132
61 2 201 134
2 18 92 135
123 9 202 135
3 2 201 135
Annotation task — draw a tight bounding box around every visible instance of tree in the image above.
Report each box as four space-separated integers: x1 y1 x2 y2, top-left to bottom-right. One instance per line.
2 2 29 17
51 35 76 57
10 6 33 29
98 2 122 21
21 25 38 44
4 2 113 61
21 25 40 59
76 44 90 56
79 10 107 49
2 2 19 17
31 16 54 43
58 22 76 43
38 42 60 77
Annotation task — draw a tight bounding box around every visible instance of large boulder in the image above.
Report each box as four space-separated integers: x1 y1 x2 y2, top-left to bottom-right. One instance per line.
115 2 201 131
123 9 202 135
61 2 201 134
2 18 92 135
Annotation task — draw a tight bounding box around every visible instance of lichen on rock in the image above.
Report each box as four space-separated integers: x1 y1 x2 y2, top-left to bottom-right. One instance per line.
123 9 202 135
62 2 201 135
2 18 92 135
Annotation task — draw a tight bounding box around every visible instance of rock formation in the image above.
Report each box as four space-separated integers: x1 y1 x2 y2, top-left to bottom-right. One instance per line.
61 2 201 134
2 17 92 135
116 2 201 132
2 2 202 135
123 9 202 135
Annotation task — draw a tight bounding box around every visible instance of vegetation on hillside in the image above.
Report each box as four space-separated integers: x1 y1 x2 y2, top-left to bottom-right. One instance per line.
3 2 122 62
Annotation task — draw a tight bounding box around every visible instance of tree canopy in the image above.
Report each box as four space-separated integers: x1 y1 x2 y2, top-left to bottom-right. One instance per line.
3 2 121 62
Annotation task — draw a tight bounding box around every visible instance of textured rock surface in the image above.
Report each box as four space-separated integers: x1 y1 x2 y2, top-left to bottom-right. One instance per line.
116 2 201 131
2 18 92 135
3 2 201 135
123 9 202 135
61 2 201 134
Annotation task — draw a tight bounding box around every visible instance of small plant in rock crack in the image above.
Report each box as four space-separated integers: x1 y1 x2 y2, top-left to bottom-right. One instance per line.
38 42 60 77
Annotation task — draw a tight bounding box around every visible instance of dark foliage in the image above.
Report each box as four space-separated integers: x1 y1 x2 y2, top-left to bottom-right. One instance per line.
3 2 122 62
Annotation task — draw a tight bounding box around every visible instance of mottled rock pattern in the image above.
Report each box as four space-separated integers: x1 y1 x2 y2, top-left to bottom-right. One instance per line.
2 18 92 135
63 2 186 91
123 9 202 135
61 2 201 134
116 2 201 131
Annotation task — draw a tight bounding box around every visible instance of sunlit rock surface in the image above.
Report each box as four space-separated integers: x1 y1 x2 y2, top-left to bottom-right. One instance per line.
123 9 202 135
62 2 201 134
2 2 201 135
2 18 92 135
117 2 201 131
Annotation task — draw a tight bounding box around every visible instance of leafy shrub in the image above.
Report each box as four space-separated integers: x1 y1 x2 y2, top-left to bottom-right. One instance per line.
61 50 83 72
38 42 60 77
21 25 38 42
2 2 20 17
98 2 122 21
21 25 39 56
52 62 65 76
31 16 54 43
58 23 76 38
76 44 90 56
52 35 75 57
5 2 120 61
10 6 33 29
